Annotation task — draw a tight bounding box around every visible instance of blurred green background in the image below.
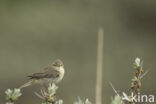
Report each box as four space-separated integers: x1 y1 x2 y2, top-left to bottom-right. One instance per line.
0 0 156 104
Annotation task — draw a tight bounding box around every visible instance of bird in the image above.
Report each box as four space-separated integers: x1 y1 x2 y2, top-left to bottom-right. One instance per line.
19 59 65 89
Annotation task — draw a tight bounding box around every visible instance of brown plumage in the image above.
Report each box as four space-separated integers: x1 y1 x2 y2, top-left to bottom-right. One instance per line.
19 59 65 89
28 66 60 79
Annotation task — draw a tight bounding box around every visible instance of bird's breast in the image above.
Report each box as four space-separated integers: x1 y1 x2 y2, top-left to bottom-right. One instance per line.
49 66 65 83
59 66 65 80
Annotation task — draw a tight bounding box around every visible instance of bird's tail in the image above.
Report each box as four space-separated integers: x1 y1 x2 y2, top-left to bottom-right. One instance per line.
19 80 33 89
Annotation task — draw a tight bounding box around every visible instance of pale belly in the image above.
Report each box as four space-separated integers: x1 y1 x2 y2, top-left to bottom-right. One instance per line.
33 66 65 85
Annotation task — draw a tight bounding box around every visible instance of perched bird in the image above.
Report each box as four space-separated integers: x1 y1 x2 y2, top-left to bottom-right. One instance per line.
19 59 65 89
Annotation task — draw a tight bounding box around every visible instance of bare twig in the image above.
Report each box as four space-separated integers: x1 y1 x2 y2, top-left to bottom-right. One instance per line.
140 69 150 79
34 92 45 100
109 82 120 96
95 27 104 104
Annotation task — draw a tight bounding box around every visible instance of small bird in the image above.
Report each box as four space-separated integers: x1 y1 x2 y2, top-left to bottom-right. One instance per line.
19 59 65 89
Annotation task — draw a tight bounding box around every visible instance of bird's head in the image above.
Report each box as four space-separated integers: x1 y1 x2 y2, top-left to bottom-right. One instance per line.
52 59 64 67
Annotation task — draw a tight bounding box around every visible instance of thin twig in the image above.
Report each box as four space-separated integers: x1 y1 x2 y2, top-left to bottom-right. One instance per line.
140 69 150 79
109 82 120 96
34 92 45 100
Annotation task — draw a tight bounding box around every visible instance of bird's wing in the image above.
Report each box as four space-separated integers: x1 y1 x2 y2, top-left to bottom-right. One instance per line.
28 66 59 79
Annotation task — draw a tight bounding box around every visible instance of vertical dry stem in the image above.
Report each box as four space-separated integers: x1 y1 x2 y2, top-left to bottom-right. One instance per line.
95 27 104 104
